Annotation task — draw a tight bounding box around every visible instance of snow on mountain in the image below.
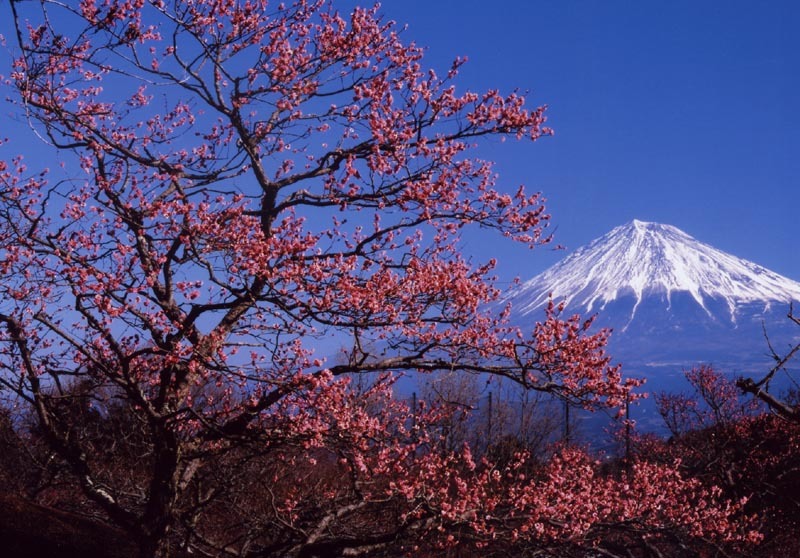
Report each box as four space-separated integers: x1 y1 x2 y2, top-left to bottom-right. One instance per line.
508 220 800 326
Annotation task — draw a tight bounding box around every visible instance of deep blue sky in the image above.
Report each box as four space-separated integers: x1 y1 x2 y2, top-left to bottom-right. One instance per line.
1 1 797 284
376 1 799 284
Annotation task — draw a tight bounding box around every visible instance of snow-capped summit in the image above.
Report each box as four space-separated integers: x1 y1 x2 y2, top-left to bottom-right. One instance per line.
509 220 800 325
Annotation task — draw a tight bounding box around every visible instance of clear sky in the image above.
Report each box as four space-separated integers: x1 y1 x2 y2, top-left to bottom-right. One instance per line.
1 1 797 285
374 1 799 284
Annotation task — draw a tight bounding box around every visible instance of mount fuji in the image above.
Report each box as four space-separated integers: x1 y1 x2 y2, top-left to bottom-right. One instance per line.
506 220 800 400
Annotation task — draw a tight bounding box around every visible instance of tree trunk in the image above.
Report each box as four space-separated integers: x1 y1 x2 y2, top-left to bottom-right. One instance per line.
139 427 182 558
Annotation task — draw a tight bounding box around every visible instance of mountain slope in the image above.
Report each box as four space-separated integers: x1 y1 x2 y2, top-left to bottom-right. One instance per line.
506 220 800 432
506 220 800 374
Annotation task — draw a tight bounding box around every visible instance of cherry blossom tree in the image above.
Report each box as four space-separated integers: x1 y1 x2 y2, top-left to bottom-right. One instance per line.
656 365 761 437
640 365 800 557
0 1 756 556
